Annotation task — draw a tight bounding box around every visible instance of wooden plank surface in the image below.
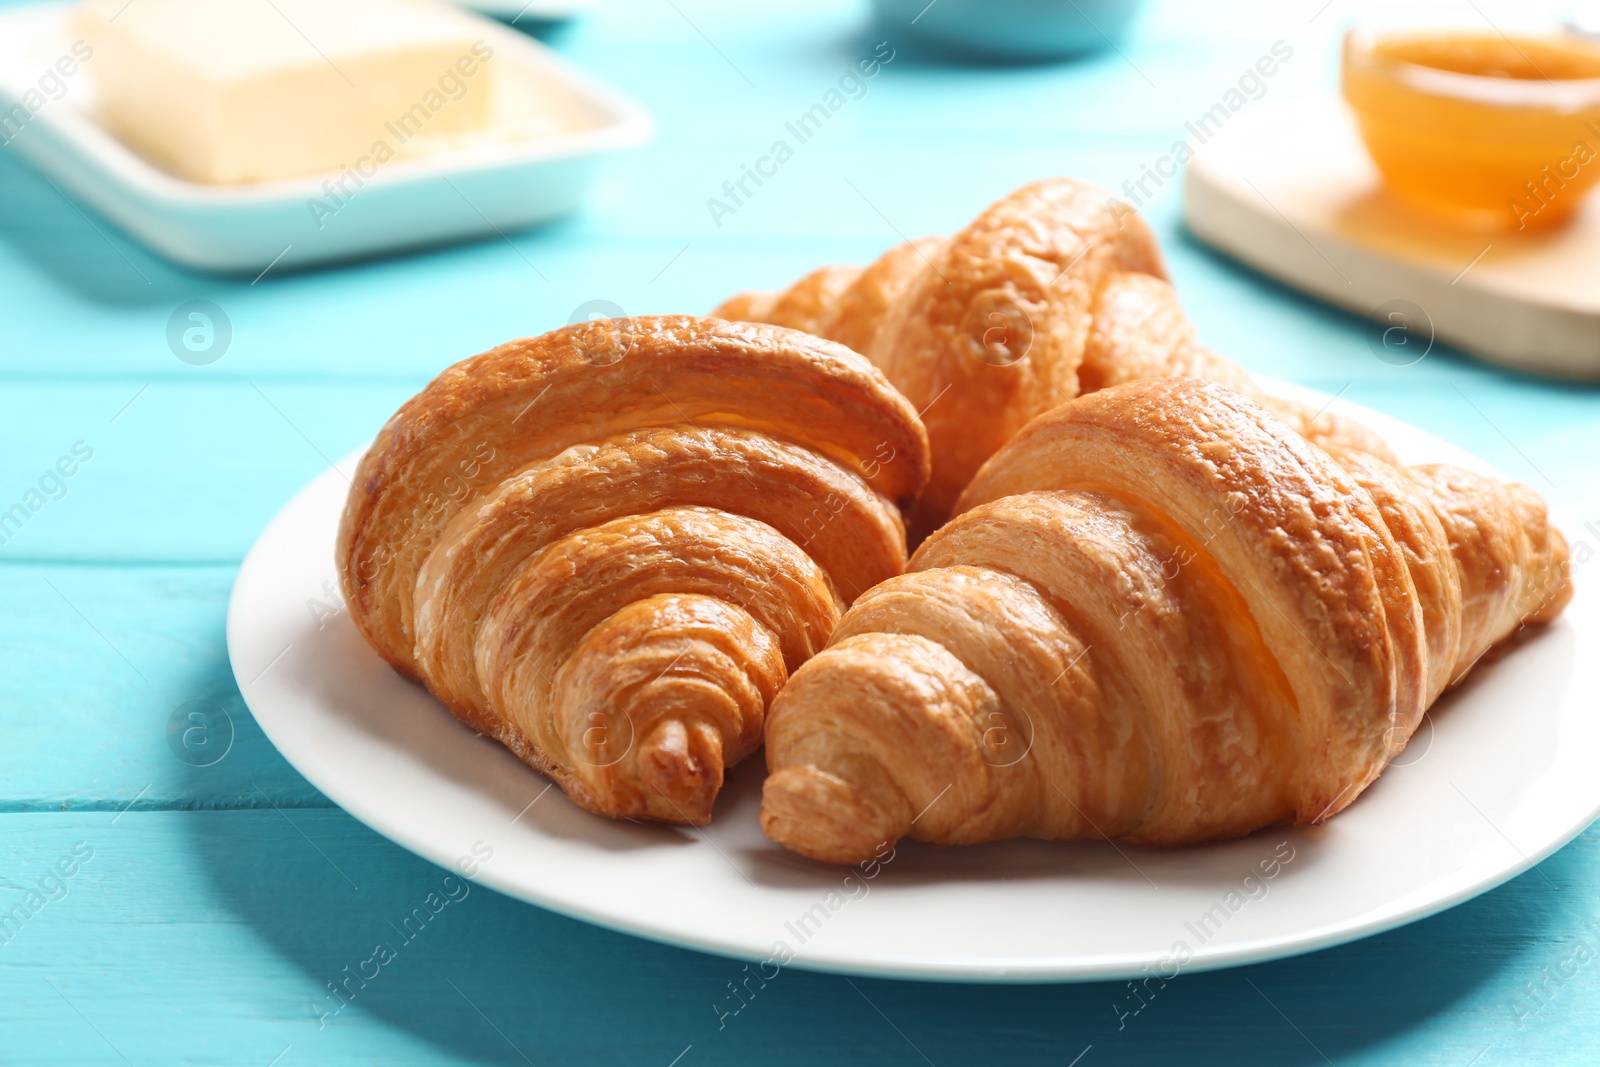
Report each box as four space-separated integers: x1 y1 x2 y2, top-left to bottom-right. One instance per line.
0 564 323 810
2 811 1598 1067
2 0 1599 1062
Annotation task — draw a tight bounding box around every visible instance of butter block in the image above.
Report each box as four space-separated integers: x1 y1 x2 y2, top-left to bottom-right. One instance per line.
73 0 496 184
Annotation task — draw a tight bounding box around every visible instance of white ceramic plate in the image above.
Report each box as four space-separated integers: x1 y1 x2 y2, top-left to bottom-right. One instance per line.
0 3 651 273
227 386 1599 982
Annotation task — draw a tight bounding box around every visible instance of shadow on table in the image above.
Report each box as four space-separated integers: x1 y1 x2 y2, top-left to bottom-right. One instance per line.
183 796 1594 1066
0 145 194 307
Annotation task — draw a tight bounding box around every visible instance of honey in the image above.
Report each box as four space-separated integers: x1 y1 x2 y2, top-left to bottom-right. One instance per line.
1342 29 1600 231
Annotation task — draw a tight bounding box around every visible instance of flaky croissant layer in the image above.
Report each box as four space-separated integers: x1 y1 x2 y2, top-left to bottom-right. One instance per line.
760 378 1572 864
337 316 930 824
715 176 1391 540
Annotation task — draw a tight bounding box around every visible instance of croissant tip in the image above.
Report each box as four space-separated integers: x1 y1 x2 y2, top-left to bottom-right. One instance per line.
760 766 906 866
640 719 723 825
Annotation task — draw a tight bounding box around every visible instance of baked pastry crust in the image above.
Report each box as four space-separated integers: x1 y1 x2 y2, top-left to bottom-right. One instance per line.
759 377 1572 863
337 315 930 824
715 177 1389 539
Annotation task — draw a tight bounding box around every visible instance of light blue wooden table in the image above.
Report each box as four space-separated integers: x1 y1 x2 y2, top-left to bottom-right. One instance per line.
3 1 1599 1063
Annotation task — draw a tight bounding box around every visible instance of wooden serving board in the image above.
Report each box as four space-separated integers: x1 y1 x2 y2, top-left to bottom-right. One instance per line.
1185 95 1600 380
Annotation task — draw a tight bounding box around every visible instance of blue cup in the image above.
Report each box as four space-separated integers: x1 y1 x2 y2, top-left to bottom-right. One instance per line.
871 0 1146 62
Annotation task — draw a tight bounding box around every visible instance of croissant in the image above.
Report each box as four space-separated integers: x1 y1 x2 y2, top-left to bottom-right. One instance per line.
760 377 1572 864
336 315 930 824
714 177 1389 540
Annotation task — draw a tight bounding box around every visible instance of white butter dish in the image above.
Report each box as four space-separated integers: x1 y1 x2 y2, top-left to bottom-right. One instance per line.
0 2 652 273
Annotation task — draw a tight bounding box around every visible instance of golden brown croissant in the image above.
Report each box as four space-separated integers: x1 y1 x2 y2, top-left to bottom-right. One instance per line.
713 177 1389 539
336 315 930 824
760 377 1572 864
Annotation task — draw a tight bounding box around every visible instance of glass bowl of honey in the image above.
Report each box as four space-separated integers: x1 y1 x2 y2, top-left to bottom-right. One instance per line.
1342 28 1600 231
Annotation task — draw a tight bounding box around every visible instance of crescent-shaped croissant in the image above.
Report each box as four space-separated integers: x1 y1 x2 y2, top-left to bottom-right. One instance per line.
336 315 930 824
760 377 1572 864
714 177 1389 539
